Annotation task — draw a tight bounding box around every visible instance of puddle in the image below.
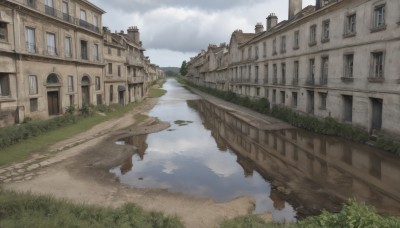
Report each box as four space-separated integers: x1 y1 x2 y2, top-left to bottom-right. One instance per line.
110 79 400 221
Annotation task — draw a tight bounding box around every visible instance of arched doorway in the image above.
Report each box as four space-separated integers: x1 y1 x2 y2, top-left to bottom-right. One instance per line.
81 76 90 105
46 73 61 116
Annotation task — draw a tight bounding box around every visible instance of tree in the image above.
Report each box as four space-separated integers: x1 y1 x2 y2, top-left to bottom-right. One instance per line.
180 61 188 76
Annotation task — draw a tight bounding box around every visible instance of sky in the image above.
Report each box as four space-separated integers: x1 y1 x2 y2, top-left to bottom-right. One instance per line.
91 0 316 67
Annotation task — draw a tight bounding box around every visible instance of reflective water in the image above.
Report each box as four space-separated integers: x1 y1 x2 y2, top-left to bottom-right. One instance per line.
111 79 400 221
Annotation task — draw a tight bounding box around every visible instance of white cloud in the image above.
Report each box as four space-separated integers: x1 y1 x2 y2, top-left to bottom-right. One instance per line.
92 0 317 66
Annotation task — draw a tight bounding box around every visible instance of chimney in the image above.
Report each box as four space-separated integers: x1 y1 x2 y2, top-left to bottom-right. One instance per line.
255 23 264 34
266 13 278 31
127 26 140 44
289 0 302 20
316 0 322 10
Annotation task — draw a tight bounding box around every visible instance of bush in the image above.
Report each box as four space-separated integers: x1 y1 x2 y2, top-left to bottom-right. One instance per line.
298 200 400 228
65 106 76 115
79 104 93 117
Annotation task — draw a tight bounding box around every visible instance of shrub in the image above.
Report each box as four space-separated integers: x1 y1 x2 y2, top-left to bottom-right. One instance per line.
79 104 93 117
65 106 76 115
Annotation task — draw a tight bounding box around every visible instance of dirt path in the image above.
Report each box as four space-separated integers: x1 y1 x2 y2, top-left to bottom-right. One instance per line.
1 97 258 228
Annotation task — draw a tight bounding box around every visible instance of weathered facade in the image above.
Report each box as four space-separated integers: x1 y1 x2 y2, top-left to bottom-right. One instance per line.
0 0 163 127
186 0 400 138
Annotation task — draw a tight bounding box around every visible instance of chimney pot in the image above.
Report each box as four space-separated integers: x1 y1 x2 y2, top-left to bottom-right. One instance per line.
289 0 303 20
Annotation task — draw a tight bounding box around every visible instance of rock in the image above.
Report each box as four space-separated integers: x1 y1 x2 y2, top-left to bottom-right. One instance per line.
26 164 40 171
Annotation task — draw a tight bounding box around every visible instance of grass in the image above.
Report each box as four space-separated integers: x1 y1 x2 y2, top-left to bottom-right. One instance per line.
221 200 400 228
0 102 142 167
148 88 167 98
0 189 183 228
135 113 149 122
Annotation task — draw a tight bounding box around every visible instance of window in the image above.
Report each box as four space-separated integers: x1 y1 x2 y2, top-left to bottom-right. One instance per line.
46 32 56 55
263 42 266 57
93 15 98 28
293 30 299 49
255 66 259 83
45 0 55 16
241 49 245 60
96 94 102 105
319 93 327 110
281 63 286 85
0 22 8 42
344 54 354 78
255 46 259 59
280 91 285 104
292 92 298 108
65 37 72 58
264 65 268 84
108 47 112 55
62 1 69 21
108 63 112 74
273 64 277 84
248 47 252 59
28 75 38 95
309 25 317 46
25 27 36 53
27 0 36 8
95 76 100 90
345 14 356 36
370 52 384 79
30 98 38 112
110 85 113 102
0 74 10 97
372 4 386 30
272 39 277 55
67 75 74 92
293 61 299 85
308 59 315 85
118 65 121 77
80 9 86 21
272 89 276 104
93 43 99 61
69 95 74 106
281 36 286 53
321 57 329 85
80 40 88 60
322 20 330 42
117 48 121 56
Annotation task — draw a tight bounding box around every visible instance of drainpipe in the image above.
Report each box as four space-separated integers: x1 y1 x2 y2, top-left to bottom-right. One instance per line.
12 7 22 123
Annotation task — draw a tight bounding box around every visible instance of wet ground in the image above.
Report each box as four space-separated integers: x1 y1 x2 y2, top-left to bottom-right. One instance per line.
111 79 400 221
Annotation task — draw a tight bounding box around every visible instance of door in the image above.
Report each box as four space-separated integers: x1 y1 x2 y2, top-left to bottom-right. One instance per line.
371 98 383 131
82 86 89 105
47 91 60 115
119 91 124 105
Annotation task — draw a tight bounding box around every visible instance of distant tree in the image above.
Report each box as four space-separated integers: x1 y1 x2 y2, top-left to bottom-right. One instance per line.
180 61 188 76
165 70 179 77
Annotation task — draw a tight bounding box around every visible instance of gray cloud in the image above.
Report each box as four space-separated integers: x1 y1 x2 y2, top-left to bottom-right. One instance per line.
94 0 264 13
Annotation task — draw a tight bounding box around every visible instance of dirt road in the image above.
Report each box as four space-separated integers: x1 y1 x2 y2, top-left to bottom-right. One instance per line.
1 97 257 228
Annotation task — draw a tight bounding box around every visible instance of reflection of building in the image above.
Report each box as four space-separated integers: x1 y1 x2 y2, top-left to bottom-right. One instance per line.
197 99 400 217
0 0 164 127
187 0 400 137
269 188 285 211
236 157 254 177
123 134 148 160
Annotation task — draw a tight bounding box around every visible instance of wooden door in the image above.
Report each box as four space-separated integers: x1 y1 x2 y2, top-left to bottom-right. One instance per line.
47 91 60 115
81 86 89 105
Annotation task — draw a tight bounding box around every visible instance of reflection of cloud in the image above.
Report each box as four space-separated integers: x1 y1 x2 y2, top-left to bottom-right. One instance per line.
162 161 179 174
205 158 238 178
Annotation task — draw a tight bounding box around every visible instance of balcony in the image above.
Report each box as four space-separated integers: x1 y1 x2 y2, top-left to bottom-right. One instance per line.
46 46 57 56
126 57 143 67
128 76 144 84
22 0 100 34
26 42 37 53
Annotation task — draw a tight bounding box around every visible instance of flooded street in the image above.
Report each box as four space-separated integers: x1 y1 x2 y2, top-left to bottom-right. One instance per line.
111 79 400 221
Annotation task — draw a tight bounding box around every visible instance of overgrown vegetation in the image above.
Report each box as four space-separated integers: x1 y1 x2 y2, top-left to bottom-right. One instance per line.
177 77 400 156
148 88 167 98
0 102 142 166
221 200 400 228
0 189 183 228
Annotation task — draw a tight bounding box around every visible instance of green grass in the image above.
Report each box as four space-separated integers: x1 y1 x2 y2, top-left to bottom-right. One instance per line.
0 102 142 167
221 200 400 228
148 88 167 98
0 189 183 228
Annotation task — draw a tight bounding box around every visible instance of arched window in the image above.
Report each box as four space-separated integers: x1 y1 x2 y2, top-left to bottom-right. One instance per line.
47 73 59 84
81 76 90 86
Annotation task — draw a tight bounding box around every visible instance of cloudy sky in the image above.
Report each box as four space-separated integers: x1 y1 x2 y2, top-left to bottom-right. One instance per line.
91 0 315 67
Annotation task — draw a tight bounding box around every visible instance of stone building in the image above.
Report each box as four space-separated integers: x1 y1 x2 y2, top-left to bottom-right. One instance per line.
187 0 400 138
0 0 162 127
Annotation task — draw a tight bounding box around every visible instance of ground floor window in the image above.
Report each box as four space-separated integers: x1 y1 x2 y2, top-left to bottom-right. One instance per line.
0 74 10 97
97 94 102 105
30 98 38 112
69 95 74 106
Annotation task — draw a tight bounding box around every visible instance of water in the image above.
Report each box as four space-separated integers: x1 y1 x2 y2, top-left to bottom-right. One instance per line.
111 79 400 221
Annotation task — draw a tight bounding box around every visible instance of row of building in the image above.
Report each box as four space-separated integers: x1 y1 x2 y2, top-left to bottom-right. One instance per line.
186 0 400 138
0 0 164 127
